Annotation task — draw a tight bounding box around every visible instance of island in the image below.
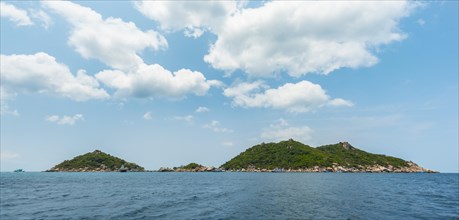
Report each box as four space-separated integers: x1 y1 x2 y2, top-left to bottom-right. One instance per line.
158 163 222 172
220 139 436 173
46 150 144 172
45 140 436 173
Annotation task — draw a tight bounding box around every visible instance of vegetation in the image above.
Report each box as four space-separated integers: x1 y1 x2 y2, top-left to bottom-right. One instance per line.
317 143 408 168
180 163 204 170
220 139 409 170
49 150 144 172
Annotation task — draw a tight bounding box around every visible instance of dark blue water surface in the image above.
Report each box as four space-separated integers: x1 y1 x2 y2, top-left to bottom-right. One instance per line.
1 173 458 219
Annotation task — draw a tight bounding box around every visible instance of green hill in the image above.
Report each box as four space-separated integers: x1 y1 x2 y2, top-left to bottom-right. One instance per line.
47 150 144 172
170 162 214 172
316 142 408 168
221 139 433 172
221 140 331 170
180 163 204 170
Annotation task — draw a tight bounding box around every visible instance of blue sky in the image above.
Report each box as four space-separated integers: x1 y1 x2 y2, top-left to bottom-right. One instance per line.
1 1 457 172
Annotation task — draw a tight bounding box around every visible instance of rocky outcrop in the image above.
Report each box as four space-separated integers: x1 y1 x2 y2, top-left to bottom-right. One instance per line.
158 167 174 172
155 162 437 173
156 165 222 172
341 142 352 150
223 162 437 173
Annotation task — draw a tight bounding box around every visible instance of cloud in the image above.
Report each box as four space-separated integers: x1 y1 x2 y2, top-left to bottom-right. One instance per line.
195 106 210 113
203 120 233 133
0 107 19 116
136 1 418 77
95 64 221 99
143 112 153 120
44 1 220 100
46 114 84 125
0 87 19 116
0 53 109 101
43 1 167 71
30 9 52 29
0 2 33 26
174 115 194 123
203 1 417 77
261 118 313 143
328 98 354 107
0 151 19 160
222 141 234 146
417 18 425 26
223 80 352 112
134 1 239 38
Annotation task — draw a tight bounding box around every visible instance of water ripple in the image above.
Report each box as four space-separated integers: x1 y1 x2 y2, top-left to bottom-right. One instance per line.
1 173 458 219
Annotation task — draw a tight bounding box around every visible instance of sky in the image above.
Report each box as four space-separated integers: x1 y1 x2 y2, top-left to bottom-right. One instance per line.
1 1 457 172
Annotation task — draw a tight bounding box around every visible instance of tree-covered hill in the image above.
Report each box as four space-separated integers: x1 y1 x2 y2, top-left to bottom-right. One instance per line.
317 142 408 168
47 150 144 172
221 140 331 170
180 163 204 170
220 139 433 172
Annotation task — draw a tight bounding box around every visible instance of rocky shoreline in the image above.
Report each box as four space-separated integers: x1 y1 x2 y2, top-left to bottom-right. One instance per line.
46 161 437 173
46 166 144 172
155 162 437 173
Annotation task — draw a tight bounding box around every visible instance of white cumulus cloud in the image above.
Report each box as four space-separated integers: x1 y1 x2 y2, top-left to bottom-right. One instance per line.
44 1 220 100
203 1 416 77
134 1 239 38
0 53 109 101
195 106 210 113
43 1 167 71
135 1 418 77
223 81 352 112
203 120 233 133
261 118 313 143
95 64 221 99
0 2 33 26
46 114 84 125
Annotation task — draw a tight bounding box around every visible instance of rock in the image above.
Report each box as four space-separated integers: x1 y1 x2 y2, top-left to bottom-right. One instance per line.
158 167 173 172
341 142 351 150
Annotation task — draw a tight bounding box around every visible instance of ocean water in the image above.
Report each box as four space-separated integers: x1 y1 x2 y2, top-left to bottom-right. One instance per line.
1 173 458 219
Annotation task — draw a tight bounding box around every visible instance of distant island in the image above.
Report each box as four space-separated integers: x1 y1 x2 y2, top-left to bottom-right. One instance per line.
46 150 144 172
157 162 222 172
46 140 437 173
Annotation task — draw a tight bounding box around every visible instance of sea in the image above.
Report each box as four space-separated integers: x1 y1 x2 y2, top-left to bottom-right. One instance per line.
1 172 458 219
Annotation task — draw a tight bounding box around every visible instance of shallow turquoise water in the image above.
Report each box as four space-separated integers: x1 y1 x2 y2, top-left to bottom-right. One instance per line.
1 172 458 219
